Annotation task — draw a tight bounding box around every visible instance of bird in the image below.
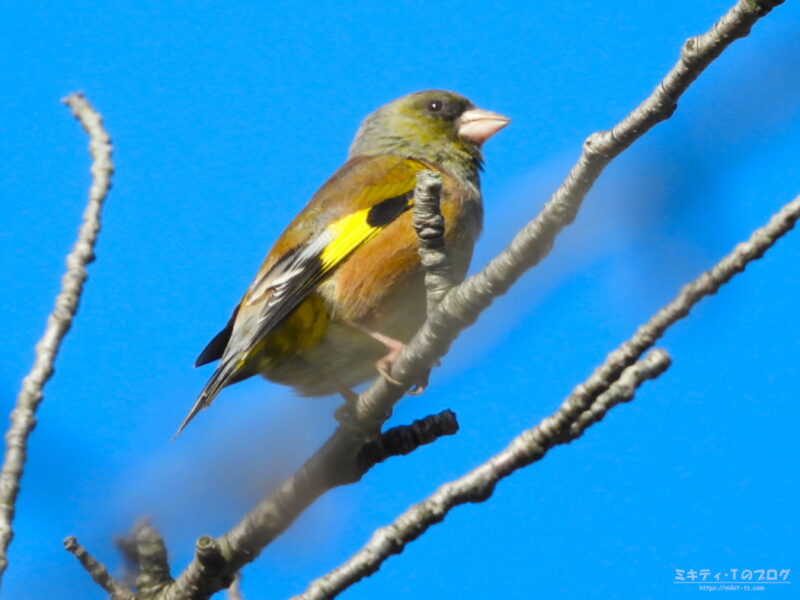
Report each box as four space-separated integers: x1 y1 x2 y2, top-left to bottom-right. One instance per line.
175 90 509 437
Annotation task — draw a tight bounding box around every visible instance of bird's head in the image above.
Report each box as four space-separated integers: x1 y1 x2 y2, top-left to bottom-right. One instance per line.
349 90 509 178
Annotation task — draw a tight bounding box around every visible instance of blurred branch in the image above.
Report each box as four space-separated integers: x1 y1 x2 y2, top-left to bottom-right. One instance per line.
295 350 672 600
0 92 113 581
114 517 153 590
65 0 788 598
297 190 800 597
226 574 244 600
158 413 459 600
135 524 174 598
71 411 458 600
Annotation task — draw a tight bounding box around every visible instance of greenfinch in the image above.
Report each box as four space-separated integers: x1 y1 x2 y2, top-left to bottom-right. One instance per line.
177 90 509 435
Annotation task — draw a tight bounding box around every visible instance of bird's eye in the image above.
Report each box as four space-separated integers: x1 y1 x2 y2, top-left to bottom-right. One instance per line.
427 99 443 113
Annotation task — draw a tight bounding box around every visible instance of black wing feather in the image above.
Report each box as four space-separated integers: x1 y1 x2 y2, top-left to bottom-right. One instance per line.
195 303 239 367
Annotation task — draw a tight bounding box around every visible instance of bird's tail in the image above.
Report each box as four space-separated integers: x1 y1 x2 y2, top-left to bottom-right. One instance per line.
172 358 240 440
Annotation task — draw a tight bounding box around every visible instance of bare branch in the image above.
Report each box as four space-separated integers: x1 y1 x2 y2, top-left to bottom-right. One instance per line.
573 193 800 417
356 410 459 473
0 92 113 579
64 537 132 600
296 188 800 598
136 525 174 599
294 349 672 599
114 517 152 590
412 170 455 314
350 0 785 428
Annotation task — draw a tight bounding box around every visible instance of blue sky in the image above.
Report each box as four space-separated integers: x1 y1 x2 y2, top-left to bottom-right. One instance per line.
1 1 798 598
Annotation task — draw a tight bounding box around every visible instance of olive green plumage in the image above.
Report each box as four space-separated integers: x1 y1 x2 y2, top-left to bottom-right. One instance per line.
176 90 509 436
350 91 483 182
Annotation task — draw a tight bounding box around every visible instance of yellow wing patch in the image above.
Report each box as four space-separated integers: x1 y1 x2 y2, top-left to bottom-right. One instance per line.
319 178 416 271
320 208 380 270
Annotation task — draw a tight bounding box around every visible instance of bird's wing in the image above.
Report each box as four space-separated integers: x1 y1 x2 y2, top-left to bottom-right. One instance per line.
196 155 426 365
240 159 425 342
178 156 426 436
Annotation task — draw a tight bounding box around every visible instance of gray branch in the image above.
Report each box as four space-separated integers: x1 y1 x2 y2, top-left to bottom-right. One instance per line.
64 537 132 600
61 0 788 597
156 414 459 600
135 524 174 598
296 189 800 597
349 0 785 428
294 349 672 600
412 170 455 314
226 574 244 600
0 92 113 581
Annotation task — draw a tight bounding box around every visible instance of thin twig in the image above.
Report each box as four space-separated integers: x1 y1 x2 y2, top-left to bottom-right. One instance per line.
64 537 132 600
294 350 672 599
564 193 800 427
0 92 113 580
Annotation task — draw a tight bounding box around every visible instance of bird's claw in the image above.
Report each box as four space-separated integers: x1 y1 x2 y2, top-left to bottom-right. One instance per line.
377 358 431 395
376 357 404 387
407 368 431 395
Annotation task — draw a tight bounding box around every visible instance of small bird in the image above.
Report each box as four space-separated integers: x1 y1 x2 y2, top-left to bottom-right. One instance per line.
176 90 509 436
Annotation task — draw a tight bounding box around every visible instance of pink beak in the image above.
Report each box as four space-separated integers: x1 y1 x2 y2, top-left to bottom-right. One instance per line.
457 107 510 145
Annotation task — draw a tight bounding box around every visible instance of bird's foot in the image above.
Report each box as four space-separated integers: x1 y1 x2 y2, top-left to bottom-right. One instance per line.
346 320 436 394
329 377 374 439
374 341 406 387
329 375 360 405
345 320 406 386
407 368 431 395
407 359 440 394
376 351 437 395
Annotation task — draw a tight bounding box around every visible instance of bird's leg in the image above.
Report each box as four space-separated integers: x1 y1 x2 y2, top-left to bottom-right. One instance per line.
326 372 390 438
322 369 365 430
345 320 405 385
345 320 431 393
328 373 359 405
